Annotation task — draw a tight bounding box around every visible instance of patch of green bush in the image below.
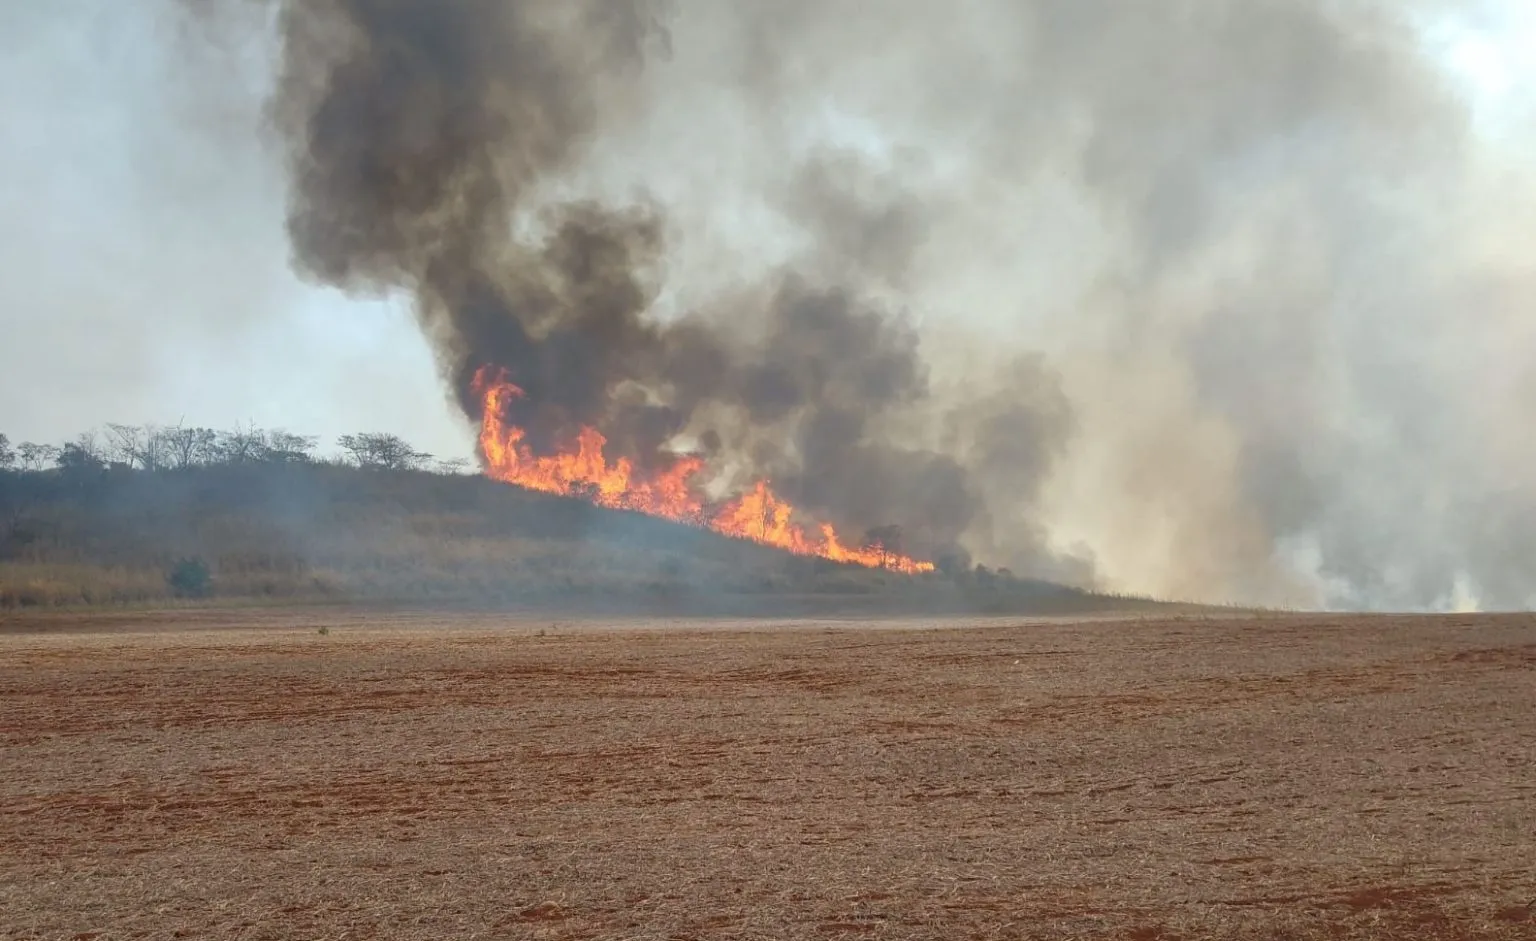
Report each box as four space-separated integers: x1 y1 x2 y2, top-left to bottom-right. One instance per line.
167 557 212 598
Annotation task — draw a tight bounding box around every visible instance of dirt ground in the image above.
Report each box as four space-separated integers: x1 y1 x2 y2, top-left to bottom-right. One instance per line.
1 610 1533 940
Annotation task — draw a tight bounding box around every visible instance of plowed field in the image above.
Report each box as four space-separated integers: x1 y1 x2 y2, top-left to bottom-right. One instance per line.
1 610 1533 939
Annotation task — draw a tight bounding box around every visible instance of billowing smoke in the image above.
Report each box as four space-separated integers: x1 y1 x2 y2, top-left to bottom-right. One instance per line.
189 0 1532 608
252 0 1041 569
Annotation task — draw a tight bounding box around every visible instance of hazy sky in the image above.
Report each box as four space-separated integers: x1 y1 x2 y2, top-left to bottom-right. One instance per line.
0 1 470 459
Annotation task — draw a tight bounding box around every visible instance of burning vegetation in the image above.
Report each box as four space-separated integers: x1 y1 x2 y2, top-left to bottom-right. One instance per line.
28 0 1530 611
473 367 935 573
242 0 1082 586
0 423 1111 611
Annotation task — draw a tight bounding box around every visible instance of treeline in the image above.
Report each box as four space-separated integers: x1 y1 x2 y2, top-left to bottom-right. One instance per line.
0 427 1145 613
0 426 470 476
1 424 1009 583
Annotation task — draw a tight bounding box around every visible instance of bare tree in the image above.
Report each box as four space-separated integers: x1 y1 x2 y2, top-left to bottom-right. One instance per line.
102 423 139 468
161 425 219 469
0 434 13 470
16 443 60 472
104 423 169 471
337 433 432 471
68 432 103 464
263 431 319 464
215 424 269 464
99 424 321 468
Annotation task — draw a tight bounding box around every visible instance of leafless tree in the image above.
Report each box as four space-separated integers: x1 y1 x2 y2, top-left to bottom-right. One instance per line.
67 432 103 464
161 425 220 468
104 424 170 471
215 424 269 464
263 431 319 464
16 443 59 472
0 434 13 470
337 433 432 471
102 424 139 468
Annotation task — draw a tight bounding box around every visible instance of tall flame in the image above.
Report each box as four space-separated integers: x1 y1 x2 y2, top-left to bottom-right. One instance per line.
472 366 935 574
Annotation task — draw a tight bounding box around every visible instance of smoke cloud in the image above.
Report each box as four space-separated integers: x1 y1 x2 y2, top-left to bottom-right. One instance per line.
174 0 1533 608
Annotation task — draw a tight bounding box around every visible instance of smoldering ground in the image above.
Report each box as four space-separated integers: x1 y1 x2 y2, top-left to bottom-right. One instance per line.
119 1 1536 607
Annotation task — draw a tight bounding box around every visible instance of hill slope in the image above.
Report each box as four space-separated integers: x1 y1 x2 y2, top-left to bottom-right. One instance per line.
0 463 1156 614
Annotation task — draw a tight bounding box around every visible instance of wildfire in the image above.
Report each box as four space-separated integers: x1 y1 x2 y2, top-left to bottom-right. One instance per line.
472 367 935 574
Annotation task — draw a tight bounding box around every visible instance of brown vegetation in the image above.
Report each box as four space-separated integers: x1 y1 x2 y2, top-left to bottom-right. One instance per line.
1 610 1532 939
0 461 1135 614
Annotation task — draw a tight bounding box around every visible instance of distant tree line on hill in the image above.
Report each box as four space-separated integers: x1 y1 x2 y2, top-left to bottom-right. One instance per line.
0 427 1127 611
0 427 471 476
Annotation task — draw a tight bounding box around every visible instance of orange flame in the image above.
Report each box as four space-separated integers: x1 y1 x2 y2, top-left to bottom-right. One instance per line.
472 366 935 574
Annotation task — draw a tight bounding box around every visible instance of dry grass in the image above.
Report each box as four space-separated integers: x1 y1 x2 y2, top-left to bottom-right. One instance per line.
1 610 1533 939
0 465 1125 612
0 562 170 607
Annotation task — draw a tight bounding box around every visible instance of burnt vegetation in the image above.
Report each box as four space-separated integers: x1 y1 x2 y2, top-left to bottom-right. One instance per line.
0 426 1120 613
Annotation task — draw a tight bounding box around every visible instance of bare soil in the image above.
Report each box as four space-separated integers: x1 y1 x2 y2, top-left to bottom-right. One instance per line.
1 610 1533 939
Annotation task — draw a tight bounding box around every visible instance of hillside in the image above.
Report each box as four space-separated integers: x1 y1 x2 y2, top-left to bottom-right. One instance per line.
0 461 1157 614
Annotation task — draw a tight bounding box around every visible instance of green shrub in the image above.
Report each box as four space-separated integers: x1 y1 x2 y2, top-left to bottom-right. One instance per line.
167 557 212 598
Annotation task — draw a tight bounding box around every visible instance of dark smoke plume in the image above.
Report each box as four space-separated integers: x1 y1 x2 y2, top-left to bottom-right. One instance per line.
255 0 1017 565
268 0 698 458
182 0 1535 608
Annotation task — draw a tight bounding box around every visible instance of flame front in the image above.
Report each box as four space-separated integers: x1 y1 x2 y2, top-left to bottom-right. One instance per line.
472 367 935 574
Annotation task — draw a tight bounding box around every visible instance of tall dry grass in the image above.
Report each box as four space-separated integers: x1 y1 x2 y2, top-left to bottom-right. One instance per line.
0 463 1127 612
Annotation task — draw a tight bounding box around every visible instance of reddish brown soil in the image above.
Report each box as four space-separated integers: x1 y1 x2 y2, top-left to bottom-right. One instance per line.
1 610 1533 939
